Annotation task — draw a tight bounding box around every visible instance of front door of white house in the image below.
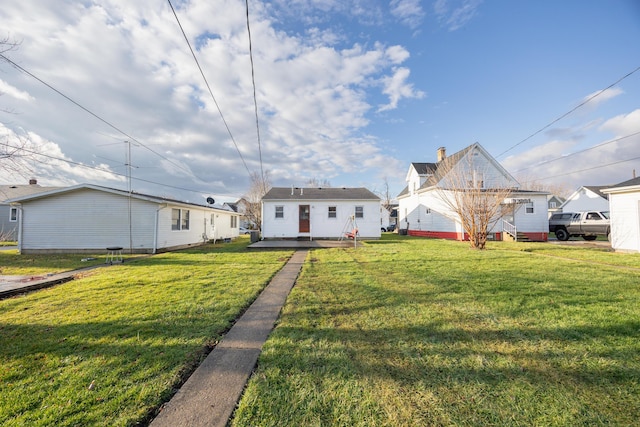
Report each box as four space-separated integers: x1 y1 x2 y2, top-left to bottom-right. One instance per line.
299 205 310 233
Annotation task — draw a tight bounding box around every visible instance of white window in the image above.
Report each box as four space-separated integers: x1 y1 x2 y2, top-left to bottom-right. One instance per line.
550 201 557 208
171 208 190 230
525 202 534 214
275 206 284 219
230 216 237 228
355 206 364 218
425 207 431 214
9 207 18 222
328 206 337 218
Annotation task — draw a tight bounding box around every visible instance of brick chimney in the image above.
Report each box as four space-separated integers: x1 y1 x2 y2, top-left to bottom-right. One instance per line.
437 147 446 162
29 178 38 185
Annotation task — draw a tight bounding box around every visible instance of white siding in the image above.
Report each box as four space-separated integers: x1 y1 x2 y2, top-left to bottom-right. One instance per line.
511 194 549 233
561 188 609 213
20 189 157 251
608 192 640 253
17 187 240 253
262 200 381 239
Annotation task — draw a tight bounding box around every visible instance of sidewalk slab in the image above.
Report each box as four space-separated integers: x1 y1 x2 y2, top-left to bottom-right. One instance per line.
150 249 308 427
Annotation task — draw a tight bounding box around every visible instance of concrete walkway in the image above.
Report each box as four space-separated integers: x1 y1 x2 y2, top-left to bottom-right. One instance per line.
0 264 105 299
150 249 308 427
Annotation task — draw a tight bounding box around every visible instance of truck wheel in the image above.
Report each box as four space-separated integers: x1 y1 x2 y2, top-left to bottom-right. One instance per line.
583 235 597 241
555 228 569 241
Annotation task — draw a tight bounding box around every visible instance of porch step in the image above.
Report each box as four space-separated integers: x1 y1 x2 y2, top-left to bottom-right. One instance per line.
503 231 530 242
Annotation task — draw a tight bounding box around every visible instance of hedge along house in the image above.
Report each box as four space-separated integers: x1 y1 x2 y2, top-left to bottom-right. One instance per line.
8 184 241 254
261 187 382 240
397 143 549 242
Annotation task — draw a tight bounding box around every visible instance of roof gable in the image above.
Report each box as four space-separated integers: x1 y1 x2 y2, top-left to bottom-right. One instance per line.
421 143 519 190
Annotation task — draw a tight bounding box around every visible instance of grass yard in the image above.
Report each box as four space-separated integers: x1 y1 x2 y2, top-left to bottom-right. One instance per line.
233 236 640 426
0 250 108 276
0 237 293 426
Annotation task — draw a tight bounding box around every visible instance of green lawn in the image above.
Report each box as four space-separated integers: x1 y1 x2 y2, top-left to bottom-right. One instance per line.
0 237 294 426
233 236 640 426
2 236 639 426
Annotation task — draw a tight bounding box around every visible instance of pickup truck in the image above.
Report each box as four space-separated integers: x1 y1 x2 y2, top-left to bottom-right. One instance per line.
548 211 610 241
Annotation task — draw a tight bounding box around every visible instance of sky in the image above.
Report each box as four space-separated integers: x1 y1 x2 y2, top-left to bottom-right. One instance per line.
1 0 639 204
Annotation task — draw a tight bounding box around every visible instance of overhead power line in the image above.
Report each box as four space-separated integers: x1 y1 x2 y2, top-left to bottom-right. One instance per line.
0 140 239 199
535 155 640 182
245 0 266 184
497 65 640 158
166 0 252 177
513 130 640 174
0 53 199 180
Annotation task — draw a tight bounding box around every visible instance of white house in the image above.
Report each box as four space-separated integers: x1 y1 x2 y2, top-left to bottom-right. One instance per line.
397 144 549 242
602 177 640 253
8 184 241 254
261 187 381 239
560 186 609 213
0 179 60 241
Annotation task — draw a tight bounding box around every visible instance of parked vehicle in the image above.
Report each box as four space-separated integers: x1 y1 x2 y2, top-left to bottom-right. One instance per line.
548 211 610 241
386 224 396 232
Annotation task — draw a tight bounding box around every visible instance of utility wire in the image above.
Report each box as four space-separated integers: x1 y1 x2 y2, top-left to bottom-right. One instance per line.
0 140 239 199
497 65 640 158
535 155 640 182
513 130 640 174
167 0 252 177
245 0 266 184
0 53 199 179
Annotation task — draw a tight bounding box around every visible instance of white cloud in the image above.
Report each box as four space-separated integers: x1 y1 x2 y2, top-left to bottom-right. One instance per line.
581 87 624 110
0 79 34 102
599 108 640 135
378 67 426 112
390 0 425 29
433 0 482 31
0 0 421 200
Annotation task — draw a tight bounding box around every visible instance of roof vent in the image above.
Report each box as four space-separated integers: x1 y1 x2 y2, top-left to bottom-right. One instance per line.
29 178 38 185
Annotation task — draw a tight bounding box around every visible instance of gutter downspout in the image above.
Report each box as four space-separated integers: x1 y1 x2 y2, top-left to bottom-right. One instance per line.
15 204 23 253
154 204 168 254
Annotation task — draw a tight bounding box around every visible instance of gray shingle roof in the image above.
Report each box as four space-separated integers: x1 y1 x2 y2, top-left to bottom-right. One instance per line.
607 177 640 189
0 184 62 203
263 187 380 201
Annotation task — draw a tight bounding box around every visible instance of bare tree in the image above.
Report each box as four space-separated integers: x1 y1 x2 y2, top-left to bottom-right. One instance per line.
1 35 35 179
306 177 331 188
376 176 393 208
242 170 272 231
516 174 572 199
435 155 515 250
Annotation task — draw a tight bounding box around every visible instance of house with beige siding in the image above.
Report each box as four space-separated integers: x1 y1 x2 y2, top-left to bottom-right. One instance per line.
7 184 240 253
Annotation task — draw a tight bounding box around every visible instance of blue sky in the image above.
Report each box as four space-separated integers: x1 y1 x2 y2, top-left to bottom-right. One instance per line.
1 0 639 203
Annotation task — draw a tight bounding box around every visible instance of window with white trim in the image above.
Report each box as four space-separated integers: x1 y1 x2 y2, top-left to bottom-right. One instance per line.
328 206 337 218
171 208 190 230
525 202 534 214
9 207 18 222
275 206 284 219
230 215 237 228
355 206 364 218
